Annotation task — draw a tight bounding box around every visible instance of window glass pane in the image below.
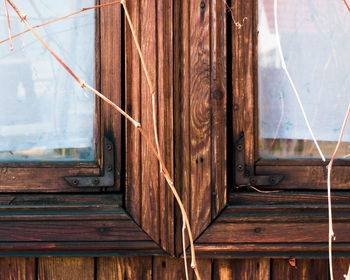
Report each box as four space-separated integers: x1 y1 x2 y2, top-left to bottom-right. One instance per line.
258 0 350 159
0 0 95 162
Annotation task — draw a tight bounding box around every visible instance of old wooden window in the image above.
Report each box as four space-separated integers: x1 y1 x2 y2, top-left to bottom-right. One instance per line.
0 0 171 256
179 0 350 258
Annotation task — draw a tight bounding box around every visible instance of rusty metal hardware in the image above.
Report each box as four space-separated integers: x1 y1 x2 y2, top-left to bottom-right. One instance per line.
234 133 283 186
65 137 114 187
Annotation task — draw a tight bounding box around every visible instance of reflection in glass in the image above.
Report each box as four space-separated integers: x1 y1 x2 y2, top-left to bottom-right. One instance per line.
0 1 95 162
258 0 350 159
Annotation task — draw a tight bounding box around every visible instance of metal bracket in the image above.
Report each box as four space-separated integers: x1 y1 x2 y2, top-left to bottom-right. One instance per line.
65 137 114 187
235 133 283 186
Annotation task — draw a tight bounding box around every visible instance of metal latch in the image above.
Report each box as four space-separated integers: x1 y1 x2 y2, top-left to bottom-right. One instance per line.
65 137 114 187
235 133 283 186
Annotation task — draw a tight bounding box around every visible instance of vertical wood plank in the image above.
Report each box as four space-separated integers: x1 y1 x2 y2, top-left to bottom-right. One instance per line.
210 0 227 217
189 0 212 240
125 0 142 223
38 257 94 280
100 0 122 190
213 259 270 280
140 0 160 243
193 258 212 280
157 0 175 253
271 259 328 280
0 257 35 280
153 257 188 280
153 257 212 280
97 257 152 280
332 258 350 280
231 0 256 166
174 0 192 253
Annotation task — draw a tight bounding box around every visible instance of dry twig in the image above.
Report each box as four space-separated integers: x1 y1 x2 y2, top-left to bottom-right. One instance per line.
327 102 350 280
223 0 247 29
3 0 13 50
0 1 122 45
5 0 200 278
343 0 350 12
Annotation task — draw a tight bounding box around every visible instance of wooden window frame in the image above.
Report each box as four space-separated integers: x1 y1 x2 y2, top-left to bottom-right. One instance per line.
173 0 350 258
0 0 174 257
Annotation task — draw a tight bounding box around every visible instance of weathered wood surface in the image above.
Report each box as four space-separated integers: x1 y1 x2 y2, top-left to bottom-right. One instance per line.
0 258 35 280
4 257 349 279
38 257 94 280
174 0 227 254
157 0 175 254
125 0 174 253
0 194 164 255
97 257 152 280
100 0 122 191
231 0 256 167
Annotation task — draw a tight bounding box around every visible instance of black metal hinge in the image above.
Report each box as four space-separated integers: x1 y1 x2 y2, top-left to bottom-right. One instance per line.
235 133 283 186
65 137 114 187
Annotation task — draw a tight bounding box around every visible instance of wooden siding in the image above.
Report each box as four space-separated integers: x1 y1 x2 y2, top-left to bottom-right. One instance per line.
0 257 349 279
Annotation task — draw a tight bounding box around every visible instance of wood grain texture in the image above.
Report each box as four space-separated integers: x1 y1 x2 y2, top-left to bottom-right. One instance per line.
157 0 175 254
333 258 350 280
195 190 350 256
153 257 212 280
100 0 122 190
0 166 100 192
174 0 192 254
256 165 350 190
213 259 270 280
0 258 35 280
0 195 164 255
210 0 227 218
140 0 160 244
189 0 212 243
271 259 328 280
231 0 256 167
97 257 152 280
125 0 142 224
38 257 94 280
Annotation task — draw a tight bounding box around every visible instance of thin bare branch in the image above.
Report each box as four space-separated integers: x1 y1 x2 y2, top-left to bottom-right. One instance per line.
6 1 200 278
0 1 121 46
327 102 350 280
343 0 350 12
223 0 247 29
3 0 13 50
182 222 189 280
122 1 163 174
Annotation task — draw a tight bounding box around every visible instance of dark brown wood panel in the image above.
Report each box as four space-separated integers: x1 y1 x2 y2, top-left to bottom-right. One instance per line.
210 0 227 218
97 257 152 280
231 0 256 167
125 0 142 224
195 191 350 257
333 258 350 280
189 0 212 240
213 259 270 280
174 0 192 254
174 0 227 254
0 257 35 280
157 0 175 254
0 166 100 192
100 0 122 190
256 165 350 190
271 259 328 280
125 0 174 253
153 257 212 280
140 0 160 244
0 195 163 256
38 257 94 280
